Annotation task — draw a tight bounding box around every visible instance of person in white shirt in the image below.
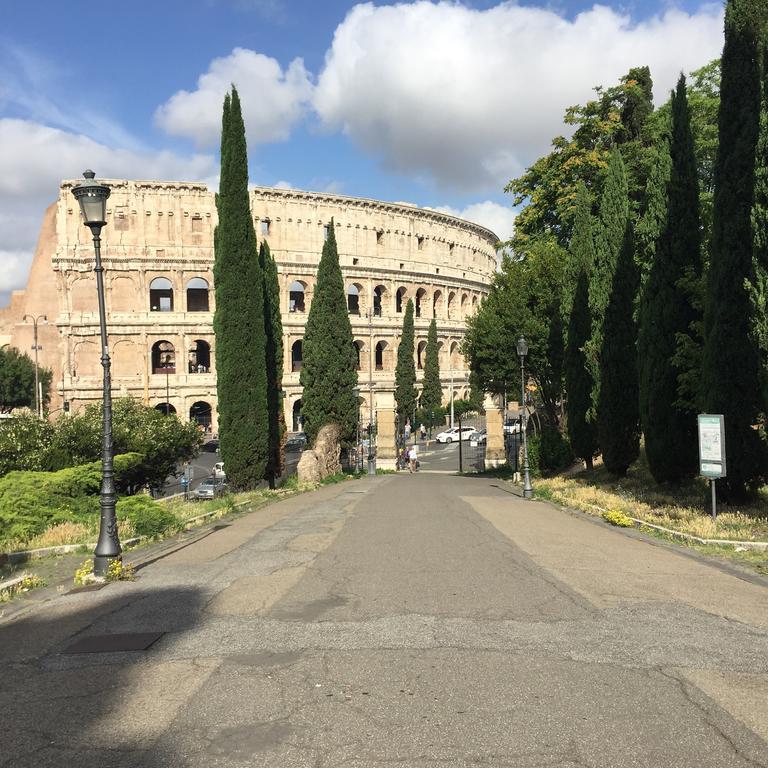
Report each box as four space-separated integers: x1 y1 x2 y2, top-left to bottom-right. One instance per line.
408 444 418 473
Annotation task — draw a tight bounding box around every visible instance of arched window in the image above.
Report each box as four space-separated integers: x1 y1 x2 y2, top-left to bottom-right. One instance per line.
151 340 175 374
292 399 303 432
396 287 407 313
415 288 427 318
291 340 303 372
186 277 209 312
417 340 427 370
460 293 468 315
149 277 174 312
190 401 212 429
188 339 211 373
373 285 386 317
433 290 443 319
289 281 306 312
347 284 361 315
375 341 387 371
155 403 176 416
471 295 478 311
447 291 456 320
450 342 460 369
354 340 364 371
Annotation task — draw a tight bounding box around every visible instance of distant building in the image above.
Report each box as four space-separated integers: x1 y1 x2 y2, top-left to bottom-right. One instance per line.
0 180 497 431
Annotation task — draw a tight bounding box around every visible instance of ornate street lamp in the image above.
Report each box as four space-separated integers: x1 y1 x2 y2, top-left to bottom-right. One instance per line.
22 314 47 417
71 170 121 577
352 386 362 473
517 335 533 499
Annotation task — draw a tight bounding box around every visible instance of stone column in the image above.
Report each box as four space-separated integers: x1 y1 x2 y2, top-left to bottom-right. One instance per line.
375 390 397 470
484 394 506 470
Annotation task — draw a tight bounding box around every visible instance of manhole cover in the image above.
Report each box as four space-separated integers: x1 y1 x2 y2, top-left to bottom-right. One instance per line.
62 632 165 654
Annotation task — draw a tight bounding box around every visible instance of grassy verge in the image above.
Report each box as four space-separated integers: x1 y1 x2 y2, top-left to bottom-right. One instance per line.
532 454 768 574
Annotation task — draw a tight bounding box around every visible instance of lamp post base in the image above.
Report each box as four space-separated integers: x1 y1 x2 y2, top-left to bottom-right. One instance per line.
94 554 121 578
367 455 376 476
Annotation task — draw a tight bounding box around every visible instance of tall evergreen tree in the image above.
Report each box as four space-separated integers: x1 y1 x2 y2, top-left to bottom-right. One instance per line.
421 319 442 416
598 224 640 475
702 0 767 498
300 220 358 446
586 148 629 413
395 299 418 429
565 184 599 469
213 87 269 490
260 240 284 488
639 74 703 483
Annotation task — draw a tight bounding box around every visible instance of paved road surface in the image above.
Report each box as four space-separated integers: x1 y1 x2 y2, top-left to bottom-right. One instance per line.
2 473 767 767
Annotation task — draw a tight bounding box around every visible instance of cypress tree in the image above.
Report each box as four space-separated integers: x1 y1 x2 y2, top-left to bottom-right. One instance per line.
639 75 703 483
565 183 599 469
300 220 358 446
395 299 418 428
213 87 269 490
421 318 442 416
702 0 767 498
598 223 640 475
260 240 284 488
586 147 629 413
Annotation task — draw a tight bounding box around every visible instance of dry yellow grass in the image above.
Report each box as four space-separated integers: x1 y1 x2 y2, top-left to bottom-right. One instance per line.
23 521 94 550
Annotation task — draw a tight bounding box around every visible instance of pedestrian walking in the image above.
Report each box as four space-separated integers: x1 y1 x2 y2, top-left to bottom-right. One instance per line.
408 444 418 473
419 423 426 441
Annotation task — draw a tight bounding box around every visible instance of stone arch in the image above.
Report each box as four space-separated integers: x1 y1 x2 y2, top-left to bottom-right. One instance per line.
347 282 363 315
447 291 456 320
396 286 408 314
450 341 460 369
289 280 307 313
149 277 174 312
291 340 303 372
471 294 478 312
110 276 137 313
417 340 427 370
460 293 469 316
189 339 211 373
415 287 428 318
375 340 391 371
73 340 100 378
151 340 175 374
373 284 387 317
112 339 140 378
155 402 176 415
71 277 96 313
186 277 210 312
292 398 304 431
432 289 443 319
354 340 364 371
190 401 212 429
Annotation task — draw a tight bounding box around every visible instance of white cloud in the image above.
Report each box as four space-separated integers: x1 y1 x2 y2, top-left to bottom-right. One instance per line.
431 200 516 242
155 48 313 148
314 1 724 190
0 119 217 300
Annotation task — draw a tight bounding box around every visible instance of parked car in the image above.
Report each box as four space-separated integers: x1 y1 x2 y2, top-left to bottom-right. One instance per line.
504 421 522 434
213 461 226 479
435 426 476 444
201 439 220 453
193 478 228 500
469 428 487 446
285 433 307 452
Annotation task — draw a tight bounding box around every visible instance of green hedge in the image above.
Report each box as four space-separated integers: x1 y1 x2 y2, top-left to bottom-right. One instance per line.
0 453 143 546
527 429 574 476
116 495 180 539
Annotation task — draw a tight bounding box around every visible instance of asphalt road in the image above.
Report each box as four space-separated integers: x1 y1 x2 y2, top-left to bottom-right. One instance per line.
1 473 767 766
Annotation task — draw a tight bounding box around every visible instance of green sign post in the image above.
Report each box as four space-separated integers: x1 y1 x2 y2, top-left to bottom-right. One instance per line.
698 414 725 520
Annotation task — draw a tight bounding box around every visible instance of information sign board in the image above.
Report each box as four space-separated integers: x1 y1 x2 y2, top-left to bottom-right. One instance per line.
698 414 726 478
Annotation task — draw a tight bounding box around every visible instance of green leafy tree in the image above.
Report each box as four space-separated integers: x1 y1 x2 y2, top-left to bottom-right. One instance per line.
598 224 640 475
565 184 599 469
463 239 566 429
395 299 418 428
213 87 269 490
46 398 203 493
0 413 55 475
259 240 284 488
300 221 358 445
586 148 629 413
0 347 52 410
639 75 703 483
420 319 442 416
701 0 768 499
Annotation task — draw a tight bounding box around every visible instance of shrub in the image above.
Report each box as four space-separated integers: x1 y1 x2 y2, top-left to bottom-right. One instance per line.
527 428 573 476
602 509 635 527
116 495 180 539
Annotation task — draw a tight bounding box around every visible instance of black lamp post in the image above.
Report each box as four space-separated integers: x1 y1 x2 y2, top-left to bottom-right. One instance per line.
71 170 121 577
22 313 47 417
352 386 361 472
517 335 533 499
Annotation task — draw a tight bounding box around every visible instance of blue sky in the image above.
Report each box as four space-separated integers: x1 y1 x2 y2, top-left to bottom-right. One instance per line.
0 0 724 304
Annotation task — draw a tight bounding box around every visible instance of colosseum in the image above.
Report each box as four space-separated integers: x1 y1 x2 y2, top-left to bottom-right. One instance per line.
0 180 498 435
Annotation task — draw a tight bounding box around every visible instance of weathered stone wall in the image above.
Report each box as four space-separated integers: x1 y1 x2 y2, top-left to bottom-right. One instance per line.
297 423 342 484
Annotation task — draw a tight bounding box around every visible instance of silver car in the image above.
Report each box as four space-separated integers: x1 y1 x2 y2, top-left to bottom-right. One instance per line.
194 478 228 500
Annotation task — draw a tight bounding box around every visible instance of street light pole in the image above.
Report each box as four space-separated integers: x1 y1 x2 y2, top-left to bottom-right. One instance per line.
517 336 533 499
22 314 46 417
71 170 121 577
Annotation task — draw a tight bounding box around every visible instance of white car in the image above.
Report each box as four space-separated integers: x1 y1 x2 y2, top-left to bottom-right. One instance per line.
435 426 476 444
